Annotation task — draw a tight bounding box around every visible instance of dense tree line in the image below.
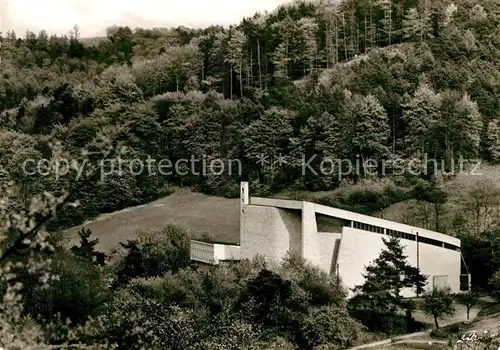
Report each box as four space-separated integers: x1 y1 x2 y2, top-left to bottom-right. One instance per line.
1 0 500 233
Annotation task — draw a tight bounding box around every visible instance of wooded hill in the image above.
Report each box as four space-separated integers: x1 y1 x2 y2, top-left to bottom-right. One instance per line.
0 0 500 233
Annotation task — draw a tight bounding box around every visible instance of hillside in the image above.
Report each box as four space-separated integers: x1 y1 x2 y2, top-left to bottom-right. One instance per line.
63 188 240 252
0 0 499 263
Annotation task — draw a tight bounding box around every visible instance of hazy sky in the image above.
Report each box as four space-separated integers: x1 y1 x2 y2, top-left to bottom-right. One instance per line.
2 0 291 37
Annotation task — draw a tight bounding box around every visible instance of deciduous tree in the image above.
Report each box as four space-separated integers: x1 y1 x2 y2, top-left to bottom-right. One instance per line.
421 288 455 329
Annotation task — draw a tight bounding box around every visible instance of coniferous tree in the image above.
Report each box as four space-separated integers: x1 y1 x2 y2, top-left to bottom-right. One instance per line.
227 29 247 98
298 17 319 74
403 8 425 42
334 91 390 165
487 120 500 163
377 0 394 46
401 82 441 159
350 236 427 332
353 236 428 303
454 93 483 158
70 228 106 266
438 91 482 166
443 3 458 27
242 107 295 186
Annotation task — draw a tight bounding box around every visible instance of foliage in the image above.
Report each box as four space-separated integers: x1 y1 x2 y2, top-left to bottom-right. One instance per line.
316 181 410 215
349 236 427 334
23 247 111 325
71 228 106 266
300 304 364 349
488 270 500 298
460 233 500 291
421 288 456 329
454 291 479 322
115 226 191 285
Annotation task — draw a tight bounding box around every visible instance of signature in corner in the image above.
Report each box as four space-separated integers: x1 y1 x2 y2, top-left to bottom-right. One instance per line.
460 330 491 342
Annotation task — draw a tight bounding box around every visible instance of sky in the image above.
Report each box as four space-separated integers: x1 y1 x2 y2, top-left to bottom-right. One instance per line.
1 0 292 38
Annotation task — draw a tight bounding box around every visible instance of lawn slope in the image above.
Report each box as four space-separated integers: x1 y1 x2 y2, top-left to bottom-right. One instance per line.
62 187 239 252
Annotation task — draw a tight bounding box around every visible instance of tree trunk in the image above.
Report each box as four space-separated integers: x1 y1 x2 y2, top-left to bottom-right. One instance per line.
335 17 339 64
239 61 243 98
285 39 289 77
388 0 392 46
326 21 331 68
392 114 396 154
342 14 348 61
434 315 439 329
364 13 368 50
230 66 233 99
257 39 262 89
357 23 360 54
434 203 442 232
248 51 252 87
370 5 374 48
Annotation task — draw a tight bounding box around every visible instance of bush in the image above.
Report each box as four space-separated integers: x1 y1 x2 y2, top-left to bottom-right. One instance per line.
315 181 410 215
477 302 500 317
128 268 204 310
347 309 415 335
488 270 500 297
72 289 208 349
430 323 463 339
115 225 191 285
23 249 110 324
301 304 364 349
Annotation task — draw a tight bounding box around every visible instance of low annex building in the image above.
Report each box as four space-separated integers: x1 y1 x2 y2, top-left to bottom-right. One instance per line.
190 182 466 297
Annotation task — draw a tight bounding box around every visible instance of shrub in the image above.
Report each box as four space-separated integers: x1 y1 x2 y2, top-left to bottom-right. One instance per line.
71 228 106 266
301 304 364 349
430 323 463 339
315 180 410 215
71 289 208 349
488 270 500 297
115 226 191 285
23 249 110 324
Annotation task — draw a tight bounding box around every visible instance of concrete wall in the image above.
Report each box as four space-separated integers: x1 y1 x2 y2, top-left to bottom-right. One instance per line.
191 240 241 264
316 213 350 232
240 183 461 297
213 243 241 261
240 205 301 261
316 232 342 275
337 227 461 296
251 196 459 247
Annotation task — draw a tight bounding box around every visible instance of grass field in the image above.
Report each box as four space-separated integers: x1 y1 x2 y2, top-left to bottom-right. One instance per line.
62 187 239 252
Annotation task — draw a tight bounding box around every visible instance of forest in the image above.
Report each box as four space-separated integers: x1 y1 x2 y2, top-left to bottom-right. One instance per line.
1 0 500 348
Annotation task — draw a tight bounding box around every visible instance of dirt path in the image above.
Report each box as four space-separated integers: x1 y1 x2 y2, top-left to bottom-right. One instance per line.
349 298 498 349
